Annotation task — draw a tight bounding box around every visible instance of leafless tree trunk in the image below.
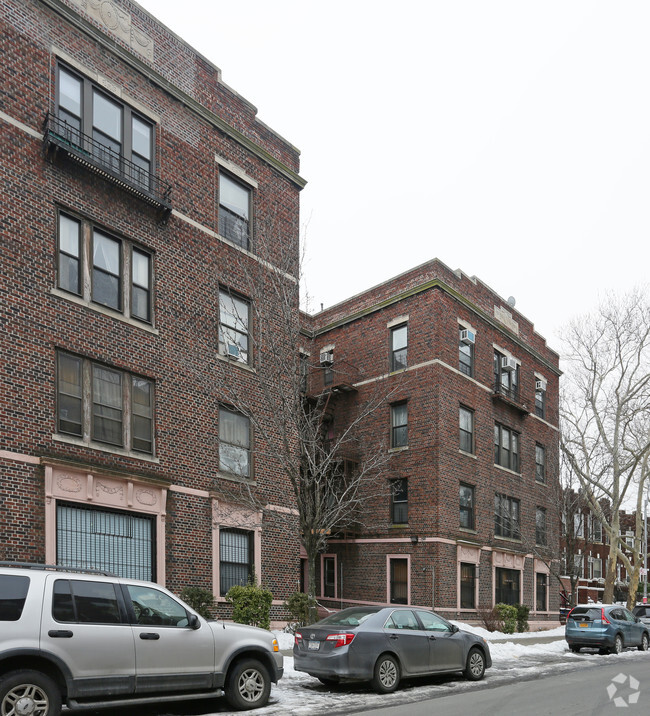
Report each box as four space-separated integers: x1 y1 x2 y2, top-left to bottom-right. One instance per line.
560 290 650 605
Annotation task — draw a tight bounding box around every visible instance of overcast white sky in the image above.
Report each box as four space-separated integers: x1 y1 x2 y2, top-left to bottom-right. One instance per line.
137 0 650 347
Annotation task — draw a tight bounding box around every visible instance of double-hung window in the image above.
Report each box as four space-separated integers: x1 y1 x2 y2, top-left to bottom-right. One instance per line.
458 326 474 377
390 324 408 371
536 507 547 545
535 444 546 483
494 349 519 400
56 352 154 454
57 211 154 325
218 289 250 364
56 65 154 190
218 173 251 249
219 407 251 477
494 423 520 472
459 406 474 454
390 478 408 524
459 483 475 530
390 402 408 448
494 493 520 539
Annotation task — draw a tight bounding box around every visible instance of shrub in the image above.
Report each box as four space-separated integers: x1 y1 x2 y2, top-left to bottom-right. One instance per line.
225 581 273 630
284 592 315 630
477 606 502 632
494 603 518 634
179 586 215 619
515 603 530 632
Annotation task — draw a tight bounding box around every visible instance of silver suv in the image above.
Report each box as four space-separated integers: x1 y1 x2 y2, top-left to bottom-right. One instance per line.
0 562 283 714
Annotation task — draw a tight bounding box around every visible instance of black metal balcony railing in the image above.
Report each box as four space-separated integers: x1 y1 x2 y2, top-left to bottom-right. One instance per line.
493 379 529 414
43 113 172 213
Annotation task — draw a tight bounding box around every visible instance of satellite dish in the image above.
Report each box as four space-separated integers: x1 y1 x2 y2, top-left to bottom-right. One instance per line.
507 296 516 307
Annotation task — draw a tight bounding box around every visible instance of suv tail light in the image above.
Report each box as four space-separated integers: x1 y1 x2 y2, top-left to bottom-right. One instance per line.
601 609 611 624
326 632 355 648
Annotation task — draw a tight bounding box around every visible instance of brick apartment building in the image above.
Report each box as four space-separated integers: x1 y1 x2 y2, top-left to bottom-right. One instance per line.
302 260 561 622
0 0 305 616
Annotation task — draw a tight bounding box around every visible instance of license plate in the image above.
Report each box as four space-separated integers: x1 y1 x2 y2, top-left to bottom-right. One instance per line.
308 640 320 650
579 623 588 628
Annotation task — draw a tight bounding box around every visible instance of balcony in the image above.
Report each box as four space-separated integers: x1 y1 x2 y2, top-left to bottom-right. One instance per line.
43 113 172 215
492 380 529 414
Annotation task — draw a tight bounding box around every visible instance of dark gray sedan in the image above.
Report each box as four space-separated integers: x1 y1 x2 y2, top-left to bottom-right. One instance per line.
293 606 491 693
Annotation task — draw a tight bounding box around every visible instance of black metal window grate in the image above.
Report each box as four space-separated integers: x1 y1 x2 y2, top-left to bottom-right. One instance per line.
220 529 253 596
56 503 155 581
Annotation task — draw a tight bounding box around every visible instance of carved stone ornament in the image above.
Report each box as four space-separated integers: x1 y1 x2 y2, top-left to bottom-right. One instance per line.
69 0 154 62
458 545 480 564
57 474 82 493
494 306 519 335
96 481 124 499
135 488 157 507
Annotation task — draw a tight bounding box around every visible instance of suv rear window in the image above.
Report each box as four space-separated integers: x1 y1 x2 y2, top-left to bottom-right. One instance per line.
0 575 30 621
633 606 649 617
569 607 602 621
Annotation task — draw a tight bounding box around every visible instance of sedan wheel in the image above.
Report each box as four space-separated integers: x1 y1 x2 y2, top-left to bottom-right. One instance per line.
639 633 649 652
371 654 400 694
463 647 486 681
612 634 624 655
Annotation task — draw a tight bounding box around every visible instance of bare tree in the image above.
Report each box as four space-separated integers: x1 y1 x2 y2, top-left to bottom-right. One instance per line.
180 212 394 619
560 290 650 606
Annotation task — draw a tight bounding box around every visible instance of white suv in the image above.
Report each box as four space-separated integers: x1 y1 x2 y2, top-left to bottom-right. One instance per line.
0 562 283 714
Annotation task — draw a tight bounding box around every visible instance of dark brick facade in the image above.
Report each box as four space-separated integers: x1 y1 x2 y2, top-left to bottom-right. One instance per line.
0 0 303 619
302 260 562 622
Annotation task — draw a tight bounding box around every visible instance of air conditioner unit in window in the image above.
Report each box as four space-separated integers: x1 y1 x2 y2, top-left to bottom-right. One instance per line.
501 356 517 372
460 329 476 345
536 379 547 392
227 343 241 358
319 350 334 366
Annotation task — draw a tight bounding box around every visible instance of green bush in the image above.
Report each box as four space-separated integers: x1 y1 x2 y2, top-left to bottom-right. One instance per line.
494 603 518 634
284 592 315 629
515 603 530 632
226 581 273 630
179 586 215 619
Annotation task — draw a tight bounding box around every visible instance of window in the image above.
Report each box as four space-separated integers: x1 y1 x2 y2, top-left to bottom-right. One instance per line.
459 483 475 530
495 567 520 605
126 584 190 626
535 444 546 483
494 423 520 472
390 478 408 524
573 553 584 576
536 507 547 546
219 407 251 477
458 326 474 377
574 513 584 538
219 529 253 596
56 352 154 454
390 402 408 448
536 573 547 611
57 211 153 324
323 556 336 598
218 289 250 364
591 557 603 580
535 387 546 418
390 324 408 371
0 575 30 621
494 350 519 400
494 494 520 539
52 579 121 624
459 406 474 454
591 517 603 543
218 173 251 249
389 558 408 604
56 65 154 189
460 563 476 609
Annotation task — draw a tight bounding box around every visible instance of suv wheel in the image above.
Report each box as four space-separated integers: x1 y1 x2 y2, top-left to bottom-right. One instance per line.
0 670 61 716
225 658 270 710
612 634 624 655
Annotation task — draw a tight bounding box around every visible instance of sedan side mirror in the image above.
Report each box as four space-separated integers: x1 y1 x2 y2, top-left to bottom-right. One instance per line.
451 624 459 633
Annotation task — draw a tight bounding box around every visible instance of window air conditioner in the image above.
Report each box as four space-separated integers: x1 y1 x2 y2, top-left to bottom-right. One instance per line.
460 329 476 345
536 379 547 392
501 356 517 372
319 350 334 366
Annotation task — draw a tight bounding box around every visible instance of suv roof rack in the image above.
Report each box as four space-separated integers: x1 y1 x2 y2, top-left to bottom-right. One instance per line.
0 561 117 577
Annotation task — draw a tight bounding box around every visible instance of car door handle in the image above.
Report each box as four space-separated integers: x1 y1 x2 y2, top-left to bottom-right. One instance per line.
428 635 437 640
48 630 73 638
139 632 160 640
389 635 399 640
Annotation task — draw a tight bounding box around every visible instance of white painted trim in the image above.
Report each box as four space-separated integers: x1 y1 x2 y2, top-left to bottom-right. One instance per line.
215 154 258 188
